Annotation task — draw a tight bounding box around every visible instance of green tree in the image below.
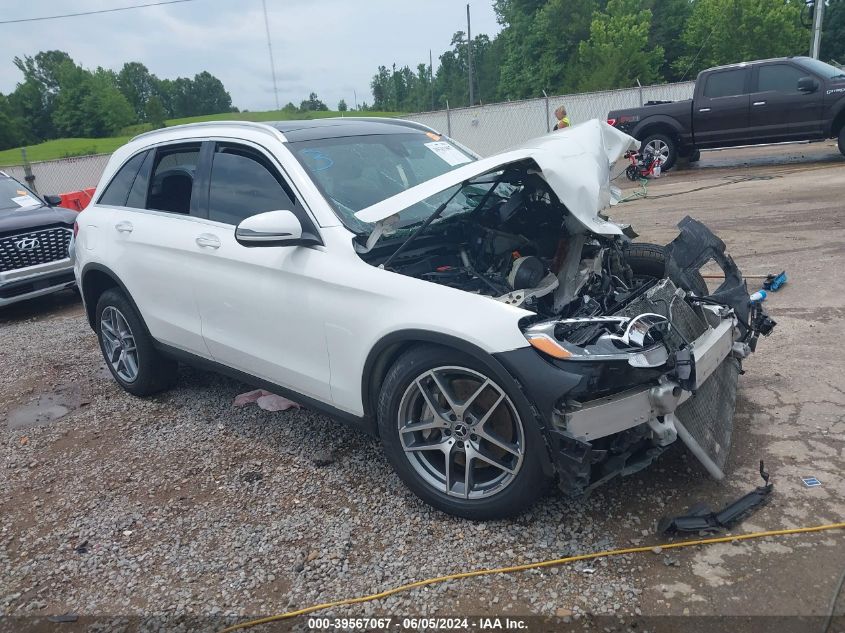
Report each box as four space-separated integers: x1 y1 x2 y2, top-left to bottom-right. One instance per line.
822 0 845 64
281 101 298 114
145 96 167 129
299 92 328 111
0 93 30 150
53 66 134 137
11 50 76 139
647 0 693 81
337 98 348 112
675 0 805 78
190 71 233 115
117 62 156 121
575 0 664 91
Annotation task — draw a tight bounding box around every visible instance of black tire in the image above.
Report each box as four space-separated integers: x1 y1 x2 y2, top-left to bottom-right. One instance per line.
838 126 845 157
641 132 677 170
688 149 701 163
95 288 178 397
377 345 550 520
625 242 708 296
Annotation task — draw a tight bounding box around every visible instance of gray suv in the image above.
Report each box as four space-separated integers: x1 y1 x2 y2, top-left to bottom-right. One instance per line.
0 171 77 307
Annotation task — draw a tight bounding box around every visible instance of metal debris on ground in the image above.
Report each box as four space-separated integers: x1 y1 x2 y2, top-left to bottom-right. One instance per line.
658 461 774 535
802 476 822 488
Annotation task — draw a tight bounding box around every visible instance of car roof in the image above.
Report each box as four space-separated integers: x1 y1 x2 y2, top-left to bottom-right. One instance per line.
130 117 438 145
705 56 808 73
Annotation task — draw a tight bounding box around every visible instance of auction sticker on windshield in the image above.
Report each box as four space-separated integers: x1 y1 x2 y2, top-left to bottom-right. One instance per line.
425 141 472 166
11 194 40 207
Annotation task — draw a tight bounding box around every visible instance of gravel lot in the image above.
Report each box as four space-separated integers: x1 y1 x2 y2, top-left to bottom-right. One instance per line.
2 141 844 632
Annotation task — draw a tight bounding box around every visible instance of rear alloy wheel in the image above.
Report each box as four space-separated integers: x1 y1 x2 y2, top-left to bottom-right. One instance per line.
838 126 845 157
100 306 140 383
378 346 548 519
641 133 677 171
96 288 178 397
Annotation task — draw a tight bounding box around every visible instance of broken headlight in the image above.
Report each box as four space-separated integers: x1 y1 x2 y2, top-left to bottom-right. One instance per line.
523 314 672 368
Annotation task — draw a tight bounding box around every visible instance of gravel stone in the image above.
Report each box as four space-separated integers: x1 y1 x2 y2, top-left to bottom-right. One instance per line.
1 301 654 627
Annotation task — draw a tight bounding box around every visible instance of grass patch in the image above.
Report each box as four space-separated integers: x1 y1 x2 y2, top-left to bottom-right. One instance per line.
0 110 403 165
0 136 132 166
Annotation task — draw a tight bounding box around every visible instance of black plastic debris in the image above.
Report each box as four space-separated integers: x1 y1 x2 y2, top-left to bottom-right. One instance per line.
74 540 88 554
658 460 774 535
47 614 79 623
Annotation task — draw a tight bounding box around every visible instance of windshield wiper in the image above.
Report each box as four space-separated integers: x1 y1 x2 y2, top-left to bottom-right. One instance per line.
381 185 464 270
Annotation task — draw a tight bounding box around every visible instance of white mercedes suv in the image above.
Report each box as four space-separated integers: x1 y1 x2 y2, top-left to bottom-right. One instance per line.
74 118 774 519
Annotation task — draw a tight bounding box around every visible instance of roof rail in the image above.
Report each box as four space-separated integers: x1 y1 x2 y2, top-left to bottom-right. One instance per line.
130 120 284 143
331 116 440 135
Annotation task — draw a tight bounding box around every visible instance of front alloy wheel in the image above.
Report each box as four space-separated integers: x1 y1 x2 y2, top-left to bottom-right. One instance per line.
397 366 525 499
378 346 549 519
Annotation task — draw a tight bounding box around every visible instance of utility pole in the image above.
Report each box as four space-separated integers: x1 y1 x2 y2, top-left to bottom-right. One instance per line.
810 0 826 59
430 49 435 111
466 4 474 107
262 0 280 110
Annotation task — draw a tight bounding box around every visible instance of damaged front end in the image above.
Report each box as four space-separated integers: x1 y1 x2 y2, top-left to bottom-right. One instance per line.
349 121 775 493
521 217 776 494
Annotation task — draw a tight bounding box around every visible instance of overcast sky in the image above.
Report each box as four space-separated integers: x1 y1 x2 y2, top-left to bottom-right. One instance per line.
0 0 501 111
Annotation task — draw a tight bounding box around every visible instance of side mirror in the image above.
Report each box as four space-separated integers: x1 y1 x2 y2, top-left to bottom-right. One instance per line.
797 76 819 93
44 194 62 207
235 210 304 247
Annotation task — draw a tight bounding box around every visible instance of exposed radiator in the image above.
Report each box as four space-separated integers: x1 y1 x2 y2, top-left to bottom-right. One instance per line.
675 357 741 478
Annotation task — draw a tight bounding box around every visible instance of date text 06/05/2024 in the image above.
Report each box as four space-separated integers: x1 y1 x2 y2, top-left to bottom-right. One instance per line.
306 617 529 630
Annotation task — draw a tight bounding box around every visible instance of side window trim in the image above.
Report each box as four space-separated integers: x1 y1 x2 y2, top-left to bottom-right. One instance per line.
145 141 203 216
202 138 322 240
202 136 320 228
752 63 804 94
704 68 749 99
96 150 148 206
192 140 215 220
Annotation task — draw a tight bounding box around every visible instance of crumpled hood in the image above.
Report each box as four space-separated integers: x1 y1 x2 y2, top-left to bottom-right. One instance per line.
355 119 639 236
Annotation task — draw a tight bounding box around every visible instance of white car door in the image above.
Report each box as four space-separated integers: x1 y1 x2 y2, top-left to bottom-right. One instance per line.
189 141 333 403
103 142 209 355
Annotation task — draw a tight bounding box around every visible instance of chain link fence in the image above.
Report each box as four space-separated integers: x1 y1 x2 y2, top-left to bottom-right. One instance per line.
0 80 696 193
0 153 110 196
405 80 695 156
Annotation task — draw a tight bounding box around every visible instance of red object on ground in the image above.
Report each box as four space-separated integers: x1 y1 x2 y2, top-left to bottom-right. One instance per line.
58 187 96 212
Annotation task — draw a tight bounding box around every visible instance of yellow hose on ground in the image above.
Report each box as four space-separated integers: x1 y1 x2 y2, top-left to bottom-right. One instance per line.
219 521 845 632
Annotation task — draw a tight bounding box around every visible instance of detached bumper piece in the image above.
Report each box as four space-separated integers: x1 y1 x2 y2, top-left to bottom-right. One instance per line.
658 461 774 534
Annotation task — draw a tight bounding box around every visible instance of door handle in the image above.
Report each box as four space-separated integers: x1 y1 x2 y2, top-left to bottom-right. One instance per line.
753 101 766 106
698 107 711 113
115 221 133 233
195 233 221 249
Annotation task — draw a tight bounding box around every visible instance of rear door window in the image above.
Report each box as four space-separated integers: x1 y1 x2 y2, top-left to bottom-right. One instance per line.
98 151 148 206
207 144 296 225
704 69 748 98
146 144 201 214
756 64 805 93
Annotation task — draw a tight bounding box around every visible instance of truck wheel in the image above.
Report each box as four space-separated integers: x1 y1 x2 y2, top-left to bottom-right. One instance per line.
641 133 677 170
688 149 701 163
378 345 550 520
625 243 708 296
838 126 845 157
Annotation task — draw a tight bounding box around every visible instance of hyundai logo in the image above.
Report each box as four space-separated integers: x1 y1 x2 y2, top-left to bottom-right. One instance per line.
14 237 40 251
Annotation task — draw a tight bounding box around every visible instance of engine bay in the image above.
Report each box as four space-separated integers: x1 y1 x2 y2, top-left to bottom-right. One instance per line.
358 168 645 323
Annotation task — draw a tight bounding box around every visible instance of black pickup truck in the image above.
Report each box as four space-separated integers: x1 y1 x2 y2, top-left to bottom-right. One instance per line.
607 56 845 169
